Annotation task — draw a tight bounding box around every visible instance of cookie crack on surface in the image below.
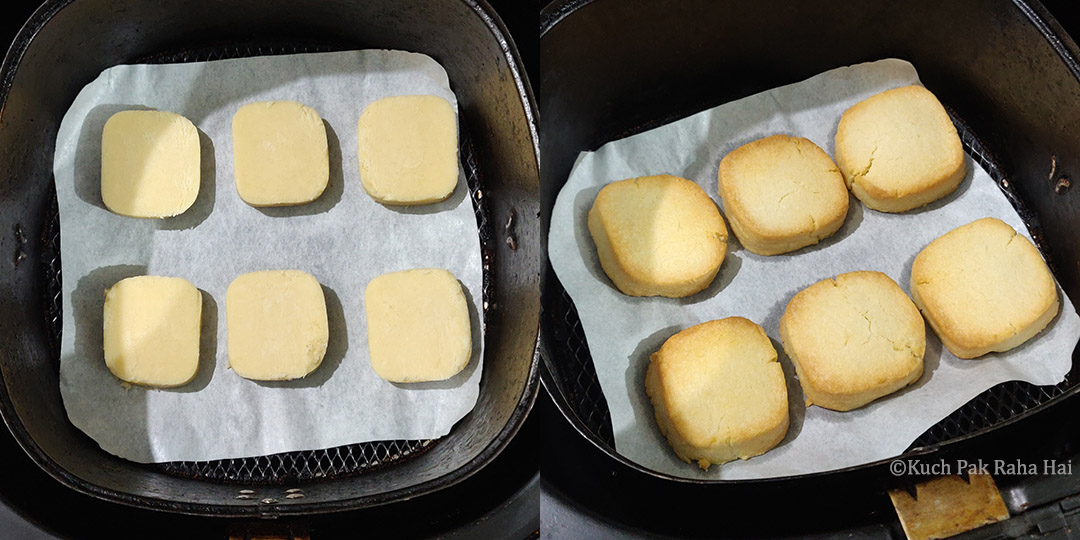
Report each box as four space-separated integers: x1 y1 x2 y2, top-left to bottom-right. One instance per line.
839 285 907 353
777 189 795 207
1005 229 1019 248
854 145 879 179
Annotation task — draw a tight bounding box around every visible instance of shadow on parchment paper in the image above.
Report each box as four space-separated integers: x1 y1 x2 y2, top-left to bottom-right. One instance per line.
758 287 810 451
71 265 146 378
382 167 470 217
390 280 482 391
69 265 149 453
572 183 607 285
74 104 154 212
768 337 806 453
257 120 344 218
256 285 348 389
676 252 741 306
175 52 437 126
74 104 215 230
761 283 802 338
617 325 682 463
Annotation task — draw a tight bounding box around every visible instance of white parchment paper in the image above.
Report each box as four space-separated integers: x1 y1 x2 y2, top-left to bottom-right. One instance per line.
548 59 1080 480
55 50 484 463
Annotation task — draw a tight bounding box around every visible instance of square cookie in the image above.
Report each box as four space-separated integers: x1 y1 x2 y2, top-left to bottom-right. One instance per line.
835 85 966 213
588 174 728 297
779 271 925 411
357 95 459 206
226 270 328 380
911 217 1059 359
101 110 200 218
364 268 472 383
718 134 849 255
645 317 788 470
232 100 329 206
103 275 202 387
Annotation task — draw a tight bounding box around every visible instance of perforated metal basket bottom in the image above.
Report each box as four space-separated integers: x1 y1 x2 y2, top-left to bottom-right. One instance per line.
545 105 1077 457
41 41 494 484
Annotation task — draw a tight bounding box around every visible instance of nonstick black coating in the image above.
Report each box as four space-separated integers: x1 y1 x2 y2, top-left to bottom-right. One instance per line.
538 0 1080 509
0 0 539 517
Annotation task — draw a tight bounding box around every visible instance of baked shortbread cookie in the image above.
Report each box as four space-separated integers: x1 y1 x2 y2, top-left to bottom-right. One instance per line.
645 317 788 470
911 217 1059 359
587 175 728 297
780 271 925 412
718 134 849 255
835 85 966 212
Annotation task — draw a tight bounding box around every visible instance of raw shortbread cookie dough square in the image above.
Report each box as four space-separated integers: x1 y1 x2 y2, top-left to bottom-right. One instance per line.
588 174 728 298
835 85 966 213
911 217 1059 359
646 317 788 470
232 101 329 206
101 110 200 218
103 275 202 387
364 268 472 383
226 270 329 381
780 271 926 412
357 95 459 205
718 134 849 255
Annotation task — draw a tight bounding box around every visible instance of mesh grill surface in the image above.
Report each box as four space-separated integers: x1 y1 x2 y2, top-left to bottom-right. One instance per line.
41 41 494 484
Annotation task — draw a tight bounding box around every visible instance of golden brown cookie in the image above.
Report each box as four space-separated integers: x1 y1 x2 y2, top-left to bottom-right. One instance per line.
911 217 1058 359
779 271 925 411
718 134 849 255
835 85 966 212
646 317 788 469
588 174 728 297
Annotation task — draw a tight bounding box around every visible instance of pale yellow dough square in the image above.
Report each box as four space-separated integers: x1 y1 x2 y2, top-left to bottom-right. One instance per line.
911 217 1059 359
364 268 472 383
779 271 926 412
835 85 966 213
718 134 849 255
226 270 328 381
357 95 459 205
587 174 728 298
645 317 788 470
232 100 329 207
103 275 201 387
101 110 200 218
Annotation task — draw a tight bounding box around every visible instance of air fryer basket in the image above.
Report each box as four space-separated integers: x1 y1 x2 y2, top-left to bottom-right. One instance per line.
540 0 1080 483
0 0 539 516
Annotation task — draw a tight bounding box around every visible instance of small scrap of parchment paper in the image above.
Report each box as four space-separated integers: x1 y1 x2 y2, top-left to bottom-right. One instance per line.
547 58 1080 480
55 50 483 463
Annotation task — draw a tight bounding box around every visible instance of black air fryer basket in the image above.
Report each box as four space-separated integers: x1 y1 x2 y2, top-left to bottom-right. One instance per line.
0 0 539 517
539 0 1080 511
